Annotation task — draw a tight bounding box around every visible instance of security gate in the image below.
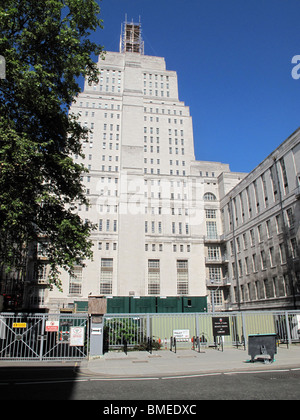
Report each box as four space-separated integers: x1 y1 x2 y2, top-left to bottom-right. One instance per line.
0 313 89 360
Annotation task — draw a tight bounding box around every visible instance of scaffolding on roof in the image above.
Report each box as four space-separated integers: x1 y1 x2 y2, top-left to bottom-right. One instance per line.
119 16 144 55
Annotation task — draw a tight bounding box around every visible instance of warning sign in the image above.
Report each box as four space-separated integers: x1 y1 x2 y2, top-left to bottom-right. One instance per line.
13 323 26 328
45 321 59 332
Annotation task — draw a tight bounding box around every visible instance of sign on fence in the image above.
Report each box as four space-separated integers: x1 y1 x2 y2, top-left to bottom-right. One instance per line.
12 323 26 328
173 329 190 340
45 321 59 332
70 327 85 347
212 317 230 336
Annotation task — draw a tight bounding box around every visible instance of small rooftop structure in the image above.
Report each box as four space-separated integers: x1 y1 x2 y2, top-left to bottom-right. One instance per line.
120 16 144 54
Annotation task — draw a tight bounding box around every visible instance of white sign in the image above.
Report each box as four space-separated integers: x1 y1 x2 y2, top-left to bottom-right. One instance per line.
70 327 85 346
45 320 59 332
173 329 190 339
91 327 102 335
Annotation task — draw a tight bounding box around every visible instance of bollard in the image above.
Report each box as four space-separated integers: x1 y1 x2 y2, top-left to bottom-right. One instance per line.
147 337 152 354
123 337 128 355
197 336 200 353
170 336 176 353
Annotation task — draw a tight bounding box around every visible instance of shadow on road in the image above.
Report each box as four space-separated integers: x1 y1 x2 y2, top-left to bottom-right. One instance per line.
0 365 79 400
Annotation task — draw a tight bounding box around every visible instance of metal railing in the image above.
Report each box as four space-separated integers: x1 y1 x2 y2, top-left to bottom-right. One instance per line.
103 310 300 351
1 310 299 360
0 312 89 361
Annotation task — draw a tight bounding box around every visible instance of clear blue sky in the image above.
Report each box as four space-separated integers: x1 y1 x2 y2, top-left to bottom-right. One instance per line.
86 0 300 173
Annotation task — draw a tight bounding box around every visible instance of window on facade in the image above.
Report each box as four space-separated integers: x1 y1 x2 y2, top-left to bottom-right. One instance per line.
37 264 48 284
205 209 216 218
207 246 220 261
291 238 298 259
261 173 268 207
211 289 223 307
209 266 221 282
177 260 188 295
252 254 258 272
250 229 255 246
69 266 83 295
245 257 250 275
148 259 160 295
270 165 278 200
279 243 286 264
286 208 294 227
100 258 113 295
260 250 267 270
269 247 275 267
206 221 218 239
266 219 272 238
279 157 289 194
257 224 263 242
275 214 283 233
203 192 216 201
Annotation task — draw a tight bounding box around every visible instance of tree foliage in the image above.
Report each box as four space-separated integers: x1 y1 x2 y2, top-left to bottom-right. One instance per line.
0 0 104 289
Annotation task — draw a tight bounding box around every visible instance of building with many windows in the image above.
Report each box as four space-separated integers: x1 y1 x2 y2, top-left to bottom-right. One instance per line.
32 20 242 312
19 20 299 313
221 128 300 310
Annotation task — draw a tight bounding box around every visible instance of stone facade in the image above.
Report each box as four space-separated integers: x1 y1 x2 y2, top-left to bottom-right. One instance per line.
220 128 300 310
22 23 299 313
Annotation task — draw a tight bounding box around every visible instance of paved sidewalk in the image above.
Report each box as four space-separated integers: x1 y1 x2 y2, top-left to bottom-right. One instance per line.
79 344 300 378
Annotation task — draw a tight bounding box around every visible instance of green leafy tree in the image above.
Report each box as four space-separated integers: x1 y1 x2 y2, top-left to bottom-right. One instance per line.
0 0 104 290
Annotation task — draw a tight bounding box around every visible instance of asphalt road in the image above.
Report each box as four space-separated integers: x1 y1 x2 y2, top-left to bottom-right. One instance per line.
1 365 300 402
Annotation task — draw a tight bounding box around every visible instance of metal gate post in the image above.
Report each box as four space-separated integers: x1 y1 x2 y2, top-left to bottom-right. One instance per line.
146 314 151 339
195 314 200 338
89 315 104 357
285 311 292 345
39 314 46 361
241 312 247 350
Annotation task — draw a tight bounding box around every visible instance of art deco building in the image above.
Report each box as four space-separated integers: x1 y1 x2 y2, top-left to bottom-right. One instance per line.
36 20 243 313
20 21 299 313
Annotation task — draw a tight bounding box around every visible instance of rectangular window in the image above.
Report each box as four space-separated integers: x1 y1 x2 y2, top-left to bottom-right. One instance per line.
266 219 272 238
279 243 286 264
205 209 216 219
286 208 294 228
250 229 255 246
148 259 160 295
100 258 113 295
245 257 250 275
257 224 263 242
279 157 289 194
291 238 298 259
252 254 258 272
69 266 83 295
206 221 218 239
211 289 223 307
276 214 283 233
177 260 188 295
260 250 267 270
209 266 221 282
269 247 275 267
172 222 175 234
207 246 220 261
